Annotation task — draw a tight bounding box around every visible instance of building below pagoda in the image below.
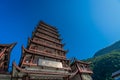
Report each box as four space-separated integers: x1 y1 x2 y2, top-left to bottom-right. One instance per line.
0 43 16 80
70 59 93 80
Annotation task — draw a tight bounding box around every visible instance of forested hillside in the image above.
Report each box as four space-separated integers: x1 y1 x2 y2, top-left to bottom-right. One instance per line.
85 41 120 80
94 40 120 57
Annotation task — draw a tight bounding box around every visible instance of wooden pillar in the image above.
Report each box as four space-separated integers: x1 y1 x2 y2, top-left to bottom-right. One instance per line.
64 77 69 80
22 76 29 80
25 76 29 80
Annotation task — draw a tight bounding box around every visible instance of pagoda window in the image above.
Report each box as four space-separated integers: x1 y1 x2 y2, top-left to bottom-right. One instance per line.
79 64 85 70
62 61 68 67
45 48 52 53
33 57 39 64
38 45 44 51
38 38 44 43
30 44 38 50
56 50 61 56
45 41 54 46
24 55 32 63
33 38 39 42
56 44 61 48
33 38 44 43
61 52 65 56
0 48 4 53
71 65 77 72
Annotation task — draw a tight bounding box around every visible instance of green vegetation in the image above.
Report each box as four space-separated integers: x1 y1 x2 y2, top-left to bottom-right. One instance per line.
85 40 120 80
94 40 120 57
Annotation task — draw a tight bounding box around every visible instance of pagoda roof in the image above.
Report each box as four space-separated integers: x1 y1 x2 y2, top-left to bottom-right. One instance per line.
71 60 91 66
37 26 59 36
75 60 91 65
33 33 64 46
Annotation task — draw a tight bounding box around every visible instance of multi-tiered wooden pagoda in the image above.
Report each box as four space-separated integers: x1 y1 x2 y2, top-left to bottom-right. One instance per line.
12 21 71 80
70 59 93 80
0 43 16 79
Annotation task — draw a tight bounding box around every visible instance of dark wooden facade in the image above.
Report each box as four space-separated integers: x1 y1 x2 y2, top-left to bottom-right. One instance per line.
0 43 16 79
70 60 93 80
12 21 71 80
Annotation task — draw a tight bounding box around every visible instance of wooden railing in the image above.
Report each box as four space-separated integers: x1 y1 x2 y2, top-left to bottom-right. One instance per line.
29 48 66 59
40 23 57 32
35 33 61 44
37 29 58 38
38 26 58 36
32 39 64 52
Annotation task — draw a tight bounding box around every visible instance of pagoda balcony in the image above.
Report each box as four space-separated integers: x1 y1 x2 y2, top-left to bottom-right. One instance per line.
40 23 57 32
35 33 62 45
29 48 66 59
38 26 59 36
36 29 59 40
23 47 68 61
37 29 58 39
31 39 65 52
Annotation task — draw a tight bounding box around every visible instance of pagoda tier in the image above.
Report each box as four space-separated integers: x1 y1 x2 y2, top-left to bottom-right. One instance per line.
70 60 93 80
12 21 71 80
0 43 16 73
37 25 59 36
33 33 64 46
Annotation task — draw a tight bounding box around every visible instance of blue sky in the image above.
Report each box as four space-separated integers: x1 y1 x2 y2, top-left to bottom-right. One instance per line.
0 0 120 68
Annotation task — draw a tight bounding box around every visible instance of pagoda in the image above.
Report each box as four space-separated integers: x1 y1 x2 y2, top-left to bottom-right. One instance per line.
12 21 71 80
70 59 93 80
0 43 16 79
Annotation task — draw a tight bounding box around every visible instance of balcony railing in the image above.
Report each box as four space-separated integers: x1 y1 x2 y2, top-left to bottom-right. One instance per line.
32 39 65 52
37 29 58 38
37 29 58 39
29 48 66 59
35 33 61 44
38 26 58 36
33 38 62 48
40 23 57 32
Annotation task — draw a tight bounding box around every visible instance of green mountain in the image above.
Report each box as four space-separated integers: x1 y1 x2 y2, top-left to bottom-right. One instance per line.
94 40 120 57
85 40 120 80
